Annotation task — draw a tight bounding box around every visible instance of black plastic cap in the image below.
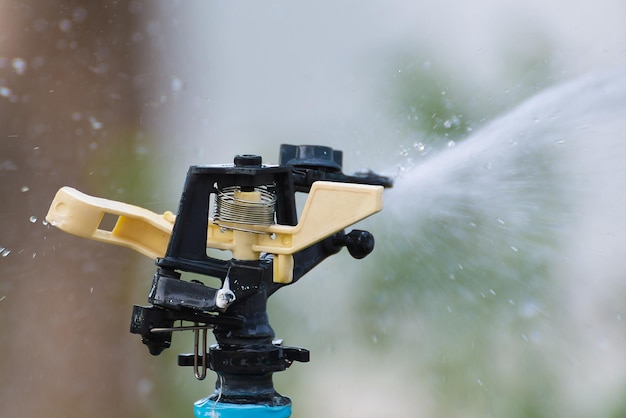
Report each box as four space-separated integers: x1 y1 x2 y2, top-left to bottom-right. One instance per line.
279 144 342 171
234 154 262 167
341 230 375 259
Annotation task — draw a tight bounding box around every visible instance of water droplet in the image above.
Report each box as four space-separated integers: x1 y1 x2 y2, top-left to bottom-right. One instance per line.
59 19 72 33
0 86 11 97
32 56 45 69
447 140 456 149
372 335 378 343
135 145 149 156
413 142 425 152
510 246 518 252
29 216 37 223
11 57 27 75
42 220 49 226
443 120 453 129
171 77 183 92
0 296 5 302
1 160 18 171
21 186 29 192
89 116 102 130
137 378 153 396
1 249 11 257
497 218 505 225
72 6 88 23
489 289 496 296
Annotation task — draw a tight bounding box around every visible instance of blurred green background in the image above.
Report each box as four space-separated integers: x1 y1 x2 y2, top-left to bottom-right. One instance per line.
1 1 626 417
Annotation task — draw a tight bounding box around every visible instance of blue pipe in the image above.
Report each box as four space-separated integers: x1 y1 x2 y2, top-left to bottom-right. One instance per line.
194 398 292 418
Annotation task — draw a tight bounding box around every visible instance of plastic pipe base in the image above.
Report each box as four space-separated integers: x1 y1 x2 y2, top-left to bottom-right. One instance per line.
194 398 292 418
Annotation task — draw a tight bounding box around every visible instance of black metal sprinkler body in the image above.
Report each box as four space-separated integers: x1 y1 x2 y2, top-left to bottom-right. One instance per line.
46 144 392 415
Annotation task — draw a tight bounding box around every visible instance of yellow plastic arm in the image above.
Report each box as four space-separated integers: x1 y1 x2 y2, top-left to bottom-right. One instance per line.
46 187 175 259
251 182 383 254
46 181 383 283
254 182 383 283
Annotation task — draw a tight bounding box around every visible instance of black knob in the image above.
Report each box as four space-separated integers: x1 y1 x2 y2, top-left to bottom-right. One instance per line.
234 154 262 167
333 229 375 259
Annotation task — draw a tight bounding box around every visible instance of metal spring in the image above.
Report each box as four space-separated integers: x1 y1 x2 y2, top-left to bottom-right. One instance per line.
213 185 276 229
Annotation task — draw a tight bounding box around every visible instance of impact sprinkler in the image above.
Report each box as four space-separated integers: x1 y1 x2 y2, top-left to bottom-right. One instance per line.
46 144 392 417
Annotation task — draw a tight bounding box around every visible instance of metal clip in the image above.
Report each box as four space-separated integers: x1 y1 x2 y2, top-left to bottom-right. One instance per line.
193 324 208 380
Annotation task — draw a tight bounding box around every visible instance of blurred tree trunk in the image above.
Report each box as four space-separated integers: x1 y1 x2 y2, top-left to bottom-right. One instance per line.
0 1 159 417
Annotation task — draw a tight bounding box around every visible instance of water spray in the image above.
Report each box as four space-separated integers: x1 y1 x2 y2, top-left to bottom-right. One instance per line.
45 144 392 417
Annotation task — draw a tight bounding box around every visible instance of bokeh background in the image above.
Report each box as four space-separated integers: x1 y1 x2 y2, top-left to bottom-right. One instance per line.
1 1 626 417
